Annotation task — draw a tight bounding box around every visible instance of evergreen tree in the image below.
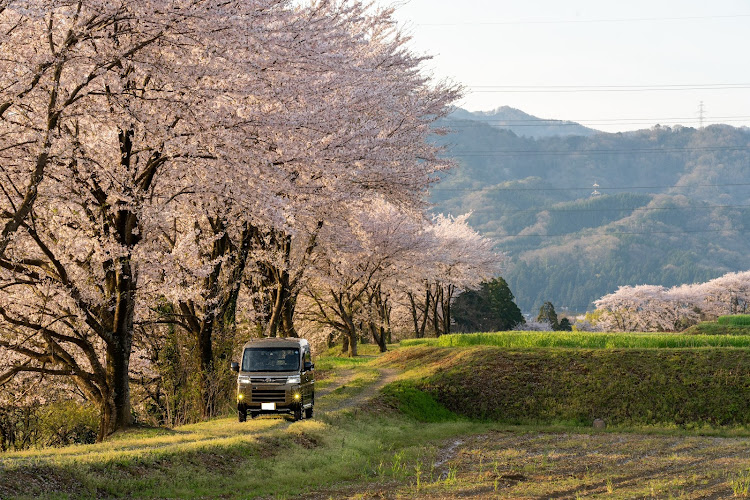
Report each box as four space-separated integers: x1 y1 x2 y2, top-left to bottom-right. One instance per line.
558 317 573 331
453 278 524 332
537 301 560 330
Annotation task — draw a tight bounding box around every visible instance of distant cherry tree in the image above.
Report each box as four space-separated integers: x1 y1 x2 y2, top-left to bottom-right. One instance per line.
593 272 750 332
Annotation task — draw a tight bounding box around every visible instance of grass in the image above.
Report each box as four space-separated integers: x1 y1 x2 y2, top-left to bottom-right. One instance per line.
353 430 750 499
7 338 750 498
0 344 478 499
379 381 460 423
684 321 750 336
718 315 750 327
0 393 483 499
401 330 750 349
380 344 750 428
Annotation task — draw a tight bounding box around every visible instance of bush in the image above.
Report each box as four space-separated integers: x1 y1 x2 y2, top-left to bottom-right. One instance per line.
39 400 98 447
0 399 98 451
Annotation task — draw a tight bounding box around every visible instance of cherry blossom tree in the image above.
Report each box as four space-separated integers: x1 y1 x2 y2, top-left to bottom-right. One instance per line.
592 277 747 332
698 271 750 318
405 213 503 338
301 197 430 355
0 0 463 436
0 0 299 437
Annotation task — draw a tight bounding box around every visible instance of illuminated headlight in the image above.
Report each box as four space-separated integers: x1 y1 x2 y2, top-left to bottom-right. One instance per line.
238 375 251 384
238 393 244 400
287 376 301 384
293 393 301 401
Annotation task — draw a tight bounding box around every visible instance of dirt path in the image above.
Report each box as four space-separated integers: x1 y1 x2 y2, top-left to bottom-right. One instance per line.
315 368 357 399
328 367 399 412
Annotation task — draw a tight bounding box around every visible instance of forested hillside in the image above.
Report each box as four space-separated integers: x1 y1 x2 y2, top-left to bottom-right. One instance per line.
431 115 750 313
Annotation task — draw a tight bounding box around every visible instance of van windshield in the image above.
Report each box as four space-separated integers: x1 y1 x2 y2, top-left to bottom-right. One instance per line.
242 348 299 372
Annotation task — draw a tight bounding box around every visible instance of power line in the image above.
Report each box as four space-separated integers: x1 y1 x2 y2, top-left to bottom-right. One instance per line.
444 145 750 157
497 228 750 237
444 120 749 129
467 83 750 89
444 114 750 127
416 13 750 27
429 182 750 192
468 85 750 93
464 204 750 215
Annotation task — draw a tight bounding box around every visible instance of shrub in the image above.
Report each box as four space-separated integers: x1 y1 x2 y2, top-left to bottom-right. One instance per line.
39 400 98 447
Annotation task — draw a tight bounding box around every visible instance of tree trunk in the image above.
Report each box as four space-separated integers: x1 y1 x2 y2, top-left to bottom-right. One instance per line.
408 286 431 339
432 285 442 336
280 291 299 338
441 284 454 336
341 334 349 355
346 328 358 357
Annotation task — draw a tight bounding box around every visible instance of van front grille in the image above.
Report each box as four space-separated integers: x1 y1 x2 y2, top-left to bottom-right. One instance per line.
250 376 288 384
252 389 286 403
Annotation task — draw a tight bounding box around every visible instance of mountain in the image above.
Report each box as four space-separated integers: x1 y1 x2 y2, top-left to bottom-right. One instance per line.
448 106 599 138
430 116 750 314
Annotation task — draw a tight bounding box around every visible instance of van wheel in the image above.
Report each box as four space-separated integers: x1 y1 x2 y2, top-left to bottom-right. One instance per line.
238 405 247 422
305 407 313 419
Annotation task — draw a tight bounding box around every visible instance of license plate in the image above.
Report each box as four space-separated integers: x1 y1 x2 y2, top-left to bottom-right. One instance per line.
261 402 276 410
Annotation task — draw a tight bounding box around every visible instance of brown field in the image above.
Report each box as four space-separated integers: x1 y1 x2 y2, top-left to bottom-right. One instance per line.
304 429 750 499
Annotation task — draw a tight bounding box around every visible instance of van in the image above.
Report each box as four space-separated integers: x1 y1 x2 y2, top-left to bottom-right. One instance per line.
231 337 314 421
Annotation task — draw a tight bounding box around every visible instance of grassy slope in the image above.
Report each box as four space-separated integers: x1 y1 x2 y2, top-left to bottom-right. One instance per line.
5 339 750 499
403 330 750 348
0 347 482 499
388 332 750 427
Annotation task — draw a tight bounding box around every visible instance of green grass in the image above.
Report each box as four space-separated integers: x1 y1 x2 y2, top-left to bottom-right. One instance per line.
380 382 460 423
381 345 750 428
0 405 483 499
684 321 750 336
401 331 750 349
8 340 750 498
718 315 750 327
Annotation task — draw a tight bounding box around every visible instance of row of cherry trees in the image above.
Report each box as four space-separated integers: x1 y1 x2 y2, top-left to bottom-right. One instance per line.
593 271 750 332
0 0 500 442
300 209 501 356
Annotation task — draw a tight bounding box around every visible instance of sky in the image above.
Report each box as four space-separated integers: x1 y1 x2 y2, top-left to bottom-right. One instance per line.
386 0 750 132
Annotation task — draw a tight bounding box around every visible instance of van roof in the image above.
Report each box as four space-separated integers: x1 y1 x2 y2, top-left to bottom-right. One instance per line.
241 337 309 350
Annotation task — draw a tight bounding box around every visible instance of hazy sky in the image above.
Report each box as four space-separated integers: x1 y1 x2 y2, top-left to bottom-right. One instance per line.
387 0 750 132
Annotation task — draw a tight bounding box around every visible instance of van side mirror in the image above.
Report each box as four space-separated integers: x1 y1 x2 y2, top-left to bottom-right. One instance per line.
231 362 239 372
304 361 314 371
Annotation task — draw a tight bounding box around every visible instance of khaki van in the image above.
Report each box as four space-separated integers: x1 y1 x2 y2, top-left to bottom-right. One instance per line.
231 338 314 421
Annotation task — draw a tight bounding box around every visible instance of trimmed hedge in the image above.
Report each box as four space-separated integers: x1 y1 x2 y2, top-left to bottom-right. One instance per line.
420 347 750 427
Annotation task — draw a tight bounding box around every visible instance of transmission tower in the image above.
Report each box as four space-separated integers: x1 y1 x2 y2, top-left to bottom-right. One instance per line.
698 101 705 128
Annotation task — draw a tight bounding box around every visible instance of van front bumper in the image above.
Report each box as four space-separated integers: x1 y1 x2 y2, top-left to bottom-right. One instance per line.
237 383 302 412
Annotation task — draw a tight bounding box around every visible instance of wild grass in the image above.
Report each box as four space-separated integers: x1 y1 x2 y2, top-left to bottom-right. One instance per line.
385 344 750 428
718 315 750 327
401 331 750 349
7 340 750 498
0 399 484 499
684 322 750 336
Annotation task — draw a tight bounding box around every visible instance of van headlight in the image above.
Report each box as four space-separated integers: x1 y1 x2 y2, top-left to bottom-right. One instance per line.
287 376 301 384
238 375 251 384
